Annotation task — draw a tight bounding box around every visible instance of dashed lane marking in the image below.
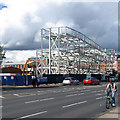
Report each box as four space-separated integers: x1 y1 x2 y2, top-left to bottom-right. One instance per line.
62 100 87 108
40 97 54 102
96 96 106 100
25 98 55 104
66 93 84 97
91 91 97 93
14 111 47 120
0 96 5 99
13 94 36 97
96 94 102 96
25 100 39 104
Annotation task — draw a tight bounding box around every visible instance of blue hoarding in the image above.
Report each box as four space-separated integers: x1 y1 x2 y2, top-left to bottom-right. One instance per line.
37 77 48 83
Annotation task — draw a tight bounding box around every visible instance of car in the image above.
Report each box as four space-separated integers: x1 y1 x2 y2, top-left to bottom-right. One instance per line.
109 76 118 82
62 77 79 85
83 77 100 85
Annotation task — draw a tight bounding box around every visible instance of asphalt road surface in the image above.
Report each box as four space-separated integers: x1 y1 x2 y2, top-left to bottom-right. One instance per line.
1 82 119 119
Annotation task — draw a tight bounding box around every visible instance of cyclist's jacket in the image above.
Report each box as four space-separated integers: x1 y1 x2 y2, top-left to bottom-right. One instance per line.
107 83 116 92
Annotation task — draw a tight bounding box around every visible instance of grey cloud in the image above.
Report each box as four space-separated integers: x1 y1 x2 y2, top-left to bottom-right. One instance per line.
2 2 118 51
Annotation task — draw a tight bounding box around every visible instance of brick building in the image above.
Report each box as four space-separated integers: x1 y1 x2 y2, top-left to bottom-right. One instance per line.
1 62 26 71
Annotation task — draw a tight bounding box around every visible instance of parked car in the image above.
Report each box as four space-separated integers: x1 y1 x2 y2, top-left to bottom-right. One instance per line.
62 77 79 85
83 77 100 85
109 76 118 82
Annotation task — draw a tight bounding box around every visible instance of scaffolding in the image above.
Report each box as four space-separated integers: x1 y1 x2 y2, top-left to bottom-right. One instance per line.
36 26 115 76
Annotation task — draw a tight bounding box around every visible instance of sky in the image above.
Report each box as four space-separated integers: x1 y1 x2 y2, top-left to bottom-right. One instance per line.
0 0 118 63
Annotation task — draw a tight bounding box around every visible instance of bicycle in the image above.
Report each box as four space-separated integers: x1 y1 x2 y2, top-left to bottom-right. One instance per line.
106 92 112 109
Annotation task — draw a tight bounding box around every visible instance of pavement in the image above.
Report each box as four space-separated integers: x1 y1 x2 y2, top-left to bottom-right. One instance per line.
95 105 120 119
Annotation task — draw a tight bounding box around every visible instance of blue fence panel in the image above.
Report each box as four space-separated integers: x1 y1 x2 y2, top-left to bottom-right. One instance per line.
2 76 6 85
15 76 24 86
6 76 14 85
28 75 32 85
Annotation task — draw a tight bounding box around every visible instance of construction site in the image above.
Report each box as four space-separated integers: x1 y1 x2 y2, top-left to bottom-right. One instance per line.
36 26 116 76
0 26 119 86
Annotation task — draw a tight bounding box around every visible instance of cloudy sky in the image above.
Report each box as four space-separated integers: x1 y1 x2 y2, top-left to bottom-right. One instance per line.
0 0 118 63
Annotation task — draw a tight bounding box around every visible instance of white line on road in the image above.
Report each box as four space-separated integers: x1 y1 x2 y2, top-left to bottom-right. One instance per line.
96 94 102 96
14 111 47 120
78 93 84 95
14 94 36 97
66 93 84 97
25 97 54 104
98 90 104 92
25 100 39 104
40 97 54 102
13 94 20 97
66 94 78 97
62 101 87 108
0 96 5 99
91 91 97 93
96 96 106 100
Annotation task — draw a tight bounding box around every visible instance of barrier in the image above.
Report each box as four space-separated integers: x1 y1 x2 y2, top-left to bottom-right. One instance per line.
1 74 105 86
1 75 32 86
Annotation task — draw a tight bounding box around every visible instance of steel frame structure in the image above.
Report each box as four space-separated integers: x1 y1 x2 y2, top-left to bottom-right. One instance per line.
36 26 115 76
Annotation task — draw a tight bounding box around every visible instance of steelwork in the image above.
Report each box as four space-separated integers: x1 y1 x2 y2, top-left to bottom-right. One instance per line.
36 26 115 76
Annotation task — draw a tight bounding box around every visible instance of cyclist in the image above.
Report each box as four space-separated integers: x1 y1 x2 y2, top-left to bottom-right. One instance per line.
105 79 116 107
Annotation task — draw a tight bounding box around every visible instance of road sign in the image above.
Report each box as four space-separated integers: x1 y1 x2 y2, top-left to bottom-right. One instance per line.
29 71 32 75
11 76 14 79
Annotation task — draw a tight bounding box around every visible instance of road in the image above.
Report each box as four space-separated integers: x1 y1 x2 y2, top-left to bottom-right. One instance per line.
1 82 119 119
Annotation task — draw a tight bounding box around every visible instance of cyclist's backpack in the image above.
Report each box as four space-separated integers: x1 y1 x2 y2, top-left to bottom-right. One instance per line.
115 85 117 92
108 83 117 92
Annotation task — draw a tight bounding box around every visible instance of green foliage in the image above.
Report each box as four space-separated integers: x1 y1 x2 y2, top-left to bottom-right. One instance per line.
112 69 118 75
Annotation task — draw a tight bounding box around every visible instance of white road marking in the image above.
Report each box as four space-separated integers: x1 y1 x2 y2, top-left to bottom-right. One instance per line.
91 91 97 93
0 106 3 108
0 96 5 99
78 93 84 95
66 94 78 97
66 93 84 97
96 96 106 100
40 97 54 101
13 94 20 97
14 94 36 97
37 93 44 95
25 100 39 104
96 94 102 96
62 101 87 108
98 90 104 92
14 111 47 120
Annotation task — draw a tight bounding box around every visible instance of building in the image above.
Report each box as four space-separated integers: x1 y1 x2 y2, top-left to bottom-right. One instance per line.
1 62 25 71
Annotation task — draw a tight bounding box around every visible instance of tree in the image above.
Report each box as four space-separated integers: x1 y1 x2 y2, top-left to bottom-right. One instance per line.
112 69 118 76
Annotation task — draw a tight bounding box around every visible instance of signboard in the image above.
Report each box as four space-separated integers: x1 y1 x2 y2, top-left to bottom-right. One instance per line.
11 76 14 80
37 77 48 83
29 71 32 75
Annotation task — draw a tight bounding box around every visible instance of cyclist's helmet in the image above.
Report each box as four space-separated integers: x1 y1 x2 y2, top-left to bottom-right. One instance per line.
110 79 112 83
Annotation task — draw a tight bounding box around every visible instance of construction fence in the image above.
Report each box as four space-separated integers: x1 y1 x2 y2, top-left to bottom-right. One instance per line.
0 74 112 86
